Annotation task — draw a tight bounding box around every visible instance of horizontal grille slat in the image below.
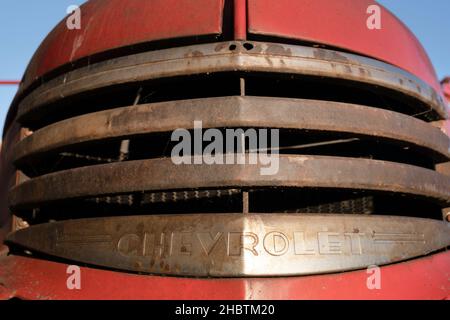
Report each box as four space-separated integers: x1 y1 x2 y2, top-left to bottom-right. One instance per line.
10 155 450 212
13 96 450 167
16 41 448 126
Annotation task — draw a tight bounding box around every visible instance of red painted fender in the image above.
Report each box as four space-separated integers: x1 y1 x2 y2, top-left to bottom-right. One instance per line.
1 251 449 300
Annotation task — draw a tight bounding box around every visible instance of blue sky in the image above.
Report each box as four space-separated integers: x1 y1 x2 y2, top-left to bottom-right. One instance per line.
1 1 449 134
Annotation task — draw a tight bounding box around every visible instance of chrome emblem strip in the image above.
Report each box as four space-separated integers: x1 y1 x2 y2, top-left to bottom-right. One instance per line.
6 214 450 277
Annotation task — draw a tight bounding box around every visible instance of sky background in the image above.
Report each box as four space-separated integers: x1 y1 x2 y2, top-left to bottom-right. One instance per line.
0 0 449 134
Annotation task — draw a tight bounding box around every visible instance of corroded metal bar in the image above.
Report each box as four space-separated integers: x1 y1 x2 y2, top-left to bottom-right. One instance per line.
9 155 450 211
17 41 448 123
6 214 450 277
13 96 450 165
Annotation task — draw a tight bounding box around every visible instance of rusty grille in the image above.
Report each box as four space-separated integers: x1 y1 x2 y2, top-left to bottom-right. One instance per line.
7 40 450 223
4 39 450 276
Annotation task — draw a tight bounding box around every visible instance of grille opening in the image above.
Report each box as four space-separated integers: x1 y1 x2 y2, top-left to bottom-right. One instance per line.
245 73 440 121
15 188 445 224
21 74 242 130
250 188 444 220
20 70 440 130
17 188 244 224
17 128 441 178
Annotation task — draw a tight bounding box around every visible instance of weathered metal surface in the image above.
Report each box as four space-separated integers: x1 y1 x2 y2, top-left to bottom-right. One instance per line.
432 120 450 139
1 251 449 300
20 0 225 89
443 208 450 222
0 121 21 247
247 0 442 94
5 214 450 277
17 41 448 124
9 155 450 211
436 162 450 176
13 96 450 165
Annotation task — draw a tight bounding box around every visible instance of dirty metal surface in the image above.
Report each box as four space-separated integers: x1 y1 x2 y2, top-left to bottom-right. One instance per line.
436 162 450 176
5 214 450 277
13 96 450 165
9 155 450 211
17 41 448 124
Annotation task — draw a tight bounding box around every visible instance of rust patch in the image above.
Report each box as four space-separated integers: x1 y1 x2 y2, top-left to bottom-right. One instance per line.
357 67 372 78
214 43 228 52
314 49 349 63
266 44 292 56
416 85 422 94
251 43 263 53
184 50 204 58
343 65 352 74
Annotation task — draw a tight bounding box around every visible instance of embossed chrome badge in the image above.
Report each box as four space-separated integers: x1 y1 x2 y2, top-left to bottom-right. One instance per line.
6 214 450 277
